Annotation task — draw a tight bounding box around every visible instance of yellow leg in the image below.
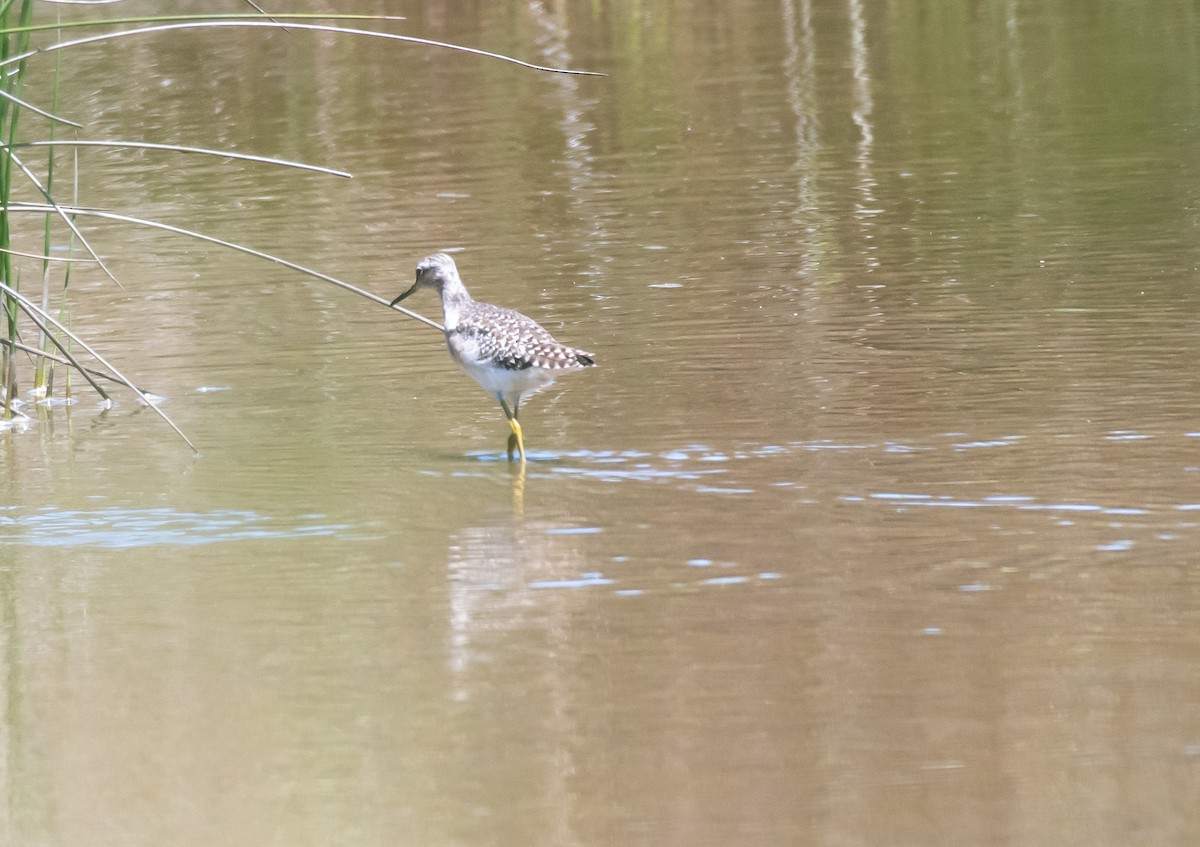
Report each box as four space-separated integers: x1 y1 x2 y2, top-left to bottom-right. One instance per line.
507 416 526 463
499 396 526 463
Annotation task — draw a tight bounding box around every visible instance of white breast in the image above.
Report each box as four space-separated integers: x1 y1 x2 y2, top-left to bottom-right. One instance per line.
447 334 558 398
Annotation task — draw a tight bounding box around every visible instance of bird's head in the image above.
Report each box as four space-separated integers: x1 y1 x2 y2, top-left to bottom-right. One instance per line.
390 253 461 306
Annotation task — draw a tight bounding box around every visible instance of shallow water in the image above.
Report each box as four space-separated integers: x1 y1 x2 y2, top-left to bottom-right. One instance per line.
3 1 1200 845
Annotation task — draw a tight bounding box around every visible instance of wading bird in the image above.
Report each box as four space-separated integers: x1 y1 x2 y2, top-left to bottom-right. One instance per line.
390 253 595 462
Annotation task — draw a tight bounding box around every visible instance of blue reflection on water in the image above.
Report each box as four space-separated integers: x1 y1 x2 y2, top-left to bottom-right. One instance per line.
529 574 614 589
0 507 350 548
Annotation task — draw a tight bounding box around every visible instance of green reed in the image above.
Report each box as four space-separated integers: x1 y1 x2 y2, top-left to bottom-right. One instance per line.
0 0 31 420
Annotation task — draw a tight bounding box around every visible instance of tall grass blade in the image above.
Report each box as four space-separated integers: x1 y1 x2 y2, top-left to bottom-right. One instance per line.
0 0 34 417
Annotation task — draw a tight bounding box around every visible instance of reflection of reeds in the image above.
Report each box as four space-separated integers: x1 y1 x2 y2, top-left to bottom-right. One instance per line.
0 7 601 448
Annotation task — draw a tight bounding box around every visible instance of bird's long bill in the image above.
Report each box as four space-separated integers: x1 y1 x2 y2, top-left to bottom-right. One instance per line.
389 283 419 307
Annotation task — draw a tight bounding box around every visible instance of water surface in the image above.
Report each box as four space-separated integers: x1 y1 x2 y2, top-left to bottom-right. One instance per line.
3 1 1200 845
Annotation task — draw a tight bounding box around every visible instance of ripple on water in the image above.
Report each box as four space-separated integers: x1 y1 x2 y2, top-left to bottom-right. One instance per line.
454 436 1200 562
0 507 352 548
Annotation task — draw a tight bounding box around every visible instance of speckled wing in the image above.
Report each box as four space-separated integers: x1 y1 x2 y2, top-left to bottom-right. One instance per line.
456 301 595 372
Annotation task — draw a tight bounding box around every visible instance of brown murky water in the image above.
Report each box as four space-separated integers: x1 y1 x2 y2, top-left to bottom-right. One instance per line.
3 1 1200 845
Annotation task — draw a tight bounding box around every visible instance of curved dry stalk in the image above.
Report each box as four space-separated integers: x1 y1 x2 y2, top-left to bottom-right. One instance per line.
0 245 95 261
0 278 196 452
0 85 82 127
239 0 289 32
6 146 121 286
6 140 352 178
3 202 446 331
1 12 406 31
1 336 136 389
0 20 606 77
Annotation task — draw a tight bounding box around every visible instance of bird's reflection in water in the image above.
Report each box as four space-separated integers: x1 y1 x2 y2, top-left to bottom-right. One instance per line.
511 460 526 516
443 480 597 695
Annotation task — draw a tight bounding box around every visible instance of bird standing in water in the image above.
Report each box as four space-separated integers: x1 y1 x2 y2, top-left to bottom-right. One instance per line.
390 253 595 463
